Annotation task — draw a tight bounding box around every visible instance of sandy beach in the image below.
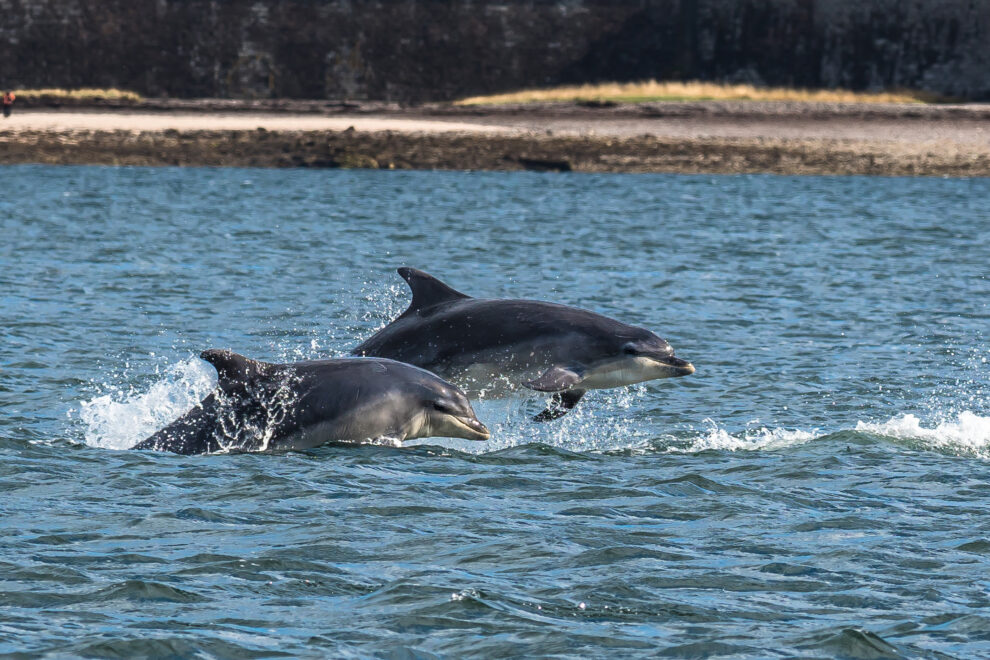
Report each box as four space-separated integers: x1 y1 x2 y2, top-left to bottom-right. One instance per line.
3 111 514 135
3 103 990 175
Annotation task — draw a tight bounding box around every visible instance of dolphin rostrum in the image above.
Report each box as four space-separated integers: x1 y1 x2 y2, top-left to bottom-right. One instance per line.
131 349 490 454
352 268 695 421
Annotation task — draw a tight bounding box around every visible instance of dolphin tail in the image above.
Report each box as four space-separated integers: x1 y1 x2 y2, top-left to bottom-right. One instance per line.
533 389 586 422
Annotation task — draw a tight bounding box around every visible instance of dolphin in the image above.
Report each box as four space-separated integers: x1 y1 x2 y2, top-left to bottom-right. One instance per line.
352 268 695 421
131 349 490 454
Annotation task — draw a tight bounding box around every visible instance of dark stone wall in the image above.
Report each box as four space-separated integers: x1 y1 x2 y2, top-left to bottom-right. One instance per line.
1 0 988 101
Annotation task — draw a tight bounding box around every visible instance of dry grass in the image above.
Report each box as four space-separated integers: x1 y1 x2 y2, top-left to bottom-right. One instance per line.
456 80 945 106
12 88 143 101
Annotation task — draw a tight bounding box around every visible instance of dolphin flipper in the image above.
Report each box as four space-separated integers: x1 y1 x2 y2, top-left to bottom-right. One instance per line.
533 389 586 422
523 365 585 392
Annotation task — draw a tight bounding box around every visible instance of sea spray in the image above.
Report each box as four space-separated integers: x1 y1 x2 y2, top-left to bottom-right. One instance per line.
78 357 216 450
399 386 649 454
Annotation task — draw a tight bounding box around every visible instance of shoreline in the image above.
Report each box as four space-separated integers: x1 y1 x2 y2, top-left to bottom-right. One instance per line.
2 101 989 176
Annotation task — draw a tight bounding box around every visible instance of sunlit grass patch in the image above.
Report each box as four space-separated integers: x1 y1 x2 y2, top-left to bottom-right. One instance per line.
455 80 947 106
12 88 143 101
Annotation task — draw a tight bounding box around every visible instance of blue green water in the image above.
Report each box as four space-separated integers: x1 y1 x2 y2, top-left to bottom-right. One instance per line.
2 165 989 658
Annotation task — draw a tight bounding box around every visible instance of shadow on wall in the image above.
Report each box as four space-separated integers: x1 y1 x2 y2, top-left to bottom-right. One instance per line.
565 1 990 100
1 0 987 101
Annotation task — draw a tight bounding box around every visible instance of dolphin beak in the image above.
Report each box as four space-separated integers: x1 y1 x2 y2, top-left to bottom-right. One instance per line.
454 414 490 441
656 355 696 376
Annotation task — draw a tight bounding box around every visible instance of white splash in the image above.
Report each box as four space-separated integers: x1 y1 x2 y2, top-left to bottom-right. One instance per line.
856 411 990 457
77 358 216 450
665 419 817 453
404 386 649 454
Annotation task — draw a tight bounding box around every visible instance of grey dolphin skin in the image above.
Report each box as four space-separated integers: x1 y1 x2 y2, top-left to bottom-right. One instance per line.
131 349 489 454
352 268 695 421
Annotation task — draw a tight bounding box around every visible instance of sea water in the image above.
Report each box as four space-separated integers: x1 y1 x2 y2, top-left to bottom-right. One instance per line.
1 165 989 658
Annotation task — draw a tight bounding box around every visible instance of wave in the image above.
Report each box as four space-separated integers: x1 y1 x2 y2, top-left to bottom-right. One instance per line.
660 421 817 454
655 412 990 457
653 411 990 458
856 411 990 457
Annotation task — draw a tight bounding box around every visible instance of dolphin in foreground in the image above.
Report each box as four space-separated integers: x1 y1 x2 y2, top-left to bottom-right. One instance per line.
131 349 489 454
352 268 695 421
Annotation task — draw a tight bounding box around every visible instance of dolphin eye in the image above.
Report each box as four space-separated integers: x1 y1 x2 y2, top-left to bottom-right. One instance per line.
623 345 639 355
433 402 452 413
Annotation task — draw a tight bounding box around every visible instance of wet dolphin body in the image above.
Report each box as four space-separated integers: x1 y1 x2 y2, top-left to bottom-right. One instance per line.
352 268 695 421
132 349 489 454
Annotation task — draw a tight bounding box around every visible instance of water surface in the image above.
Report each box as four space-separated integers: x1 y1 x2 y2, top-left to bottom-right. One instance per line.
2 166 989 658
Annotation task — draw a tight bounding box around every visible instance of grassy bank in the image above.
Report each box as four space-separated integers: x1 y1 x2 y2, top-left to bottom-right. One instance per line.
11 88 142 102
6 84 950 108
456 80 945 106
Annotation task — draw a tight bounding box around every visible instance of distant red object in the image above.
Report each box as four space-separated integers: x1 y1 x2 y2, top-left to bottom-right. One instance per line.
2 91 14 118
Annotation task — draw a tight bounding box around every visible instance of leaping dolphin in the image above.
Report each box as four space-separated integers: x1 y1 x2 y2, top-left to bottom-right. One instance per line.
131 349 490 454
352 268 695 421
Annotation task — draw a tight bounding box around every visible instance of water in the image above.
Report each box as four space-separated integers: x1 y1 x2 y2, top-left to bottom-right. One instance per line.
2 165 989 658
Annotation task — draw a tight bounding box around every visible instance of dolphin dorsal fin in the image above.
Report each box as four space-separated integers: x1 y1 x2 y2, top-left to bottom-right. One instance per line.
397 268 470 318
200 349 269 388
